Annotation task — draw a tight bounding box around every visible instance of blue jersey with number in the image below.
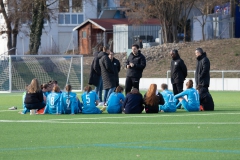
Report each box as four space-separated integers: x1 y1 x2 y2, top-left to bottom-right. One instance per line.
61 92 80 114
44 92 62 114
160 90 176 112
107 92 125 113
81 91 101 114
174 88 200 110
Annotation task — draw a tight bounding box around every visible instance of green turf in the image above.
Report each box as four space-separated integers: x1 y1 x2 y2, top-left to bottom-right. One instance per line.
0 91 240 160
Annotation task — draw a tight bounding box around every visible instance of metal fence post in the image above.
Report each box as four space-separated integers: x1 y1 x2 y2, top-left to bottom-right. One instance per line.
222 71 224 91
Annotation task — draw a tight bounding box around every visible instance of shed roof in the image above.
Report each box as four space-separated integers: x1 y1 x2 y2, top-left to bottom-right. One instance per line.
73 19 160 31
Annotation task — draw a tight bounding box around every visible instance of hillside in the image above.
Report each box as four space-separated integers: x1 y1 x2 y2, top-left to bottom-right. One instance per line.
83 38 240 83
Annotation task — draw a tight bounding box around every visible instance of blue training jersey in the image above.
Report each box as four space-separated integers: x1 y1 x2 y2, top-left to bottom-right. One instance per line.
61 92 80 114
107 92 125 113
44 92 62 114
22 92 30 114
174 88 200 109
160 90 176 112
81 91 101 114
43 91 49 98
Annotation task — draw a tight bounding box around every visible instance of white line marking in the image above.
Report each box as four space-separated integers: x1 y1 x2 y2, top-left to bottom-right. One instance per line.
49 112 240 121
0 120 240 125
0 110 19 112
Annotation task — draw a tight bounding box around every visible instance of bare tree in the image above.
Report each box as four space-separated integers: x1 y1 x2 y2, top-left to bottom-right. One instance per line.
0 0 23 55
178 0 195 42
119 0 188 43
193 0 228 41
0 0 95 55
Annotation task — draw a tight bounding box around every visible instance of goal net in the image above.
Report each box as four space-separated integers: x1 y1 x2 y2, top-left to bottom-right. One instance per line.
0 55 83 93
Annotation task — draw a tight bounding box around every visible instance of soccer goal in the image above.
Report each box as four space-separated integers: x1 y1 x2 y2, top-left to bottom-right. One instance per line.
0 55 83 93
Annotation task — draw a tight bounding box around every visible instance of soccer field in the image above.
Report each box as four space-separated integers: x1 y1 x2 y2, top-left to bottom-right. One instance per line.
0 91 240 160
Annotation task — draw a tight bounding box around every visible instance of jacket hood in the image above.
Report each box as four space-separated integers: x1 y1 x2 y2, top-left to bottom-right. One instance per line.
98 51 107 59
197 52 207 60
172 53 180 60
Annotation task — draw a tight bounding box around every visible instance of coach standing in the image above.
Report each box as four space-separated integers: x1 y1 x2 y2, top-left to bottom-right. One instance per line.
195 48 210 92
170 49 187 102
125 44 146 95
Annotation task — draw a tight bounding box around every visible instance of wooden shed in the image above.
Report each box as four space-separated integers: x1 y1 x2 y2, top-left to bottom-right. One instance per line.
73 19 130 54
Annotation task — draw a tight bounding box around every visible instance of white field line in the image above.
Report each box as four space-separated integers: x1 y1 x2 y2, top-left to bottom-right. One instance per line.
50 112 240 121
0 110 19 112
0 120 240 125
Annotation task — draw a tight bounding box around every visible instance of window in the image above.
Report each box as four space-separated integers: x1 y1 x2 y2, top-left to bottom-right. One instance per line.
72 0 83 13
72 14 77 24
82 31 87 38
58 0 84 25
59 0 83 13
58 14 64 24
65 15 70 24
78 15 83 23
59 0 69 12
58 14 83 25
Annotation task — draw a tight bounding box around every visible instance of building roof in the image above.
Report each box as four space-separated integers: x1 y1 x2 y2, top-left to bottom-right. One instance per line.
72 19 160 31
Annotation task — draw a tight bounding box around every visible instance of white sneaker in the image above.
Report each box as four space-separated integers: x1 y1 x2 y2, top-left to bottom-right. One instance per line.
30 109 36 115
9 106 17 110
98 102 104 106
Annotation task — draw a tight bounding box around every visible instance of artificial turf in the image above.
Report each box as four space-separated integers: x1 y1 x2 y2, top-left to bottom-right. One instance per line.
0 91 239 160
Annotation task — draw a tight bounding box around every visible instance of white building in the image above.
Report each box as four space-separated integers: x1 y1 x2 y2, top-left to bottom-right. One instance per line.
0 0 99 55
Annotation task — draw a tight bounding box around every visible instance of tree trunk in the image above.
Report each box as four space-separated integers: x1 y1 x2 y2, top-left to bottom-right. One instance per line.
0 0 14 55
202 23 205 41
29 0 45 55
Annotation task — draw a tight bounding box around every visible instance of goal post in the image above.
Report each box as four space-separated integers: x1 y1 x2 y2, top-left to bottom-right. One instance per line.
0 55 83 93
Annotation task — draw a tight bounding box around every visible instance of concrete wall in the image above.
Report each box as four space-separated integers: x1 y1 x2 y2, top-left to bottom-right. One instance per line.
119 78 240 91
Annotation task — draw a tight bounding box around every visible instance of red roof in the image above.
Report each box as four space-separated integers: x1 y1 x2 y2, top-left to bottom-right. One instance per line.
73 18 160 31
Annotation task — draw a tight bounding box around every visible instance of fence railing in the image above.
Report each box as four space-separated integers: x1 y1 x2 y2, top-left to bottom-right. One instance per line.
167 70 240 91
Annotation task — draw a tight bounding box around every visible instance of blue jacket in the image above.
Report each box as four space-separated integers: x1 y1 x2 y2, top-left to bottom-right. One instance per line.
107 92 125 113
174 88 200 110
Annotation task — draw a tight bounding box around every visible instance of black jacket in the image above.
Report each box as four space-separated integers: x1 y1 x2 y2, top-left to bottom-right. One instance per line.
171 54 187 84
144 92 165 113
24 90 44 104
198 87 214 111
111 58 121 86
88 52 101 86
125 50 146 78
98 52 116 90
195 53 210 87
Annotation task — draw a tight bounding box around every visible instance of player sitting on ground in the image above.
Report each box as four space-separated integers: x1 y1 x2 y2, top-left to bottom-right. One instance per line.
41 83 50 100
160 83 177 112
81 85 106 114
24 78 45 115
44 86 62 114
106 86 125 114
174 79 200 112
123 88 144 114
143 84 165 113
196 84 214 111
61 84 82 114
